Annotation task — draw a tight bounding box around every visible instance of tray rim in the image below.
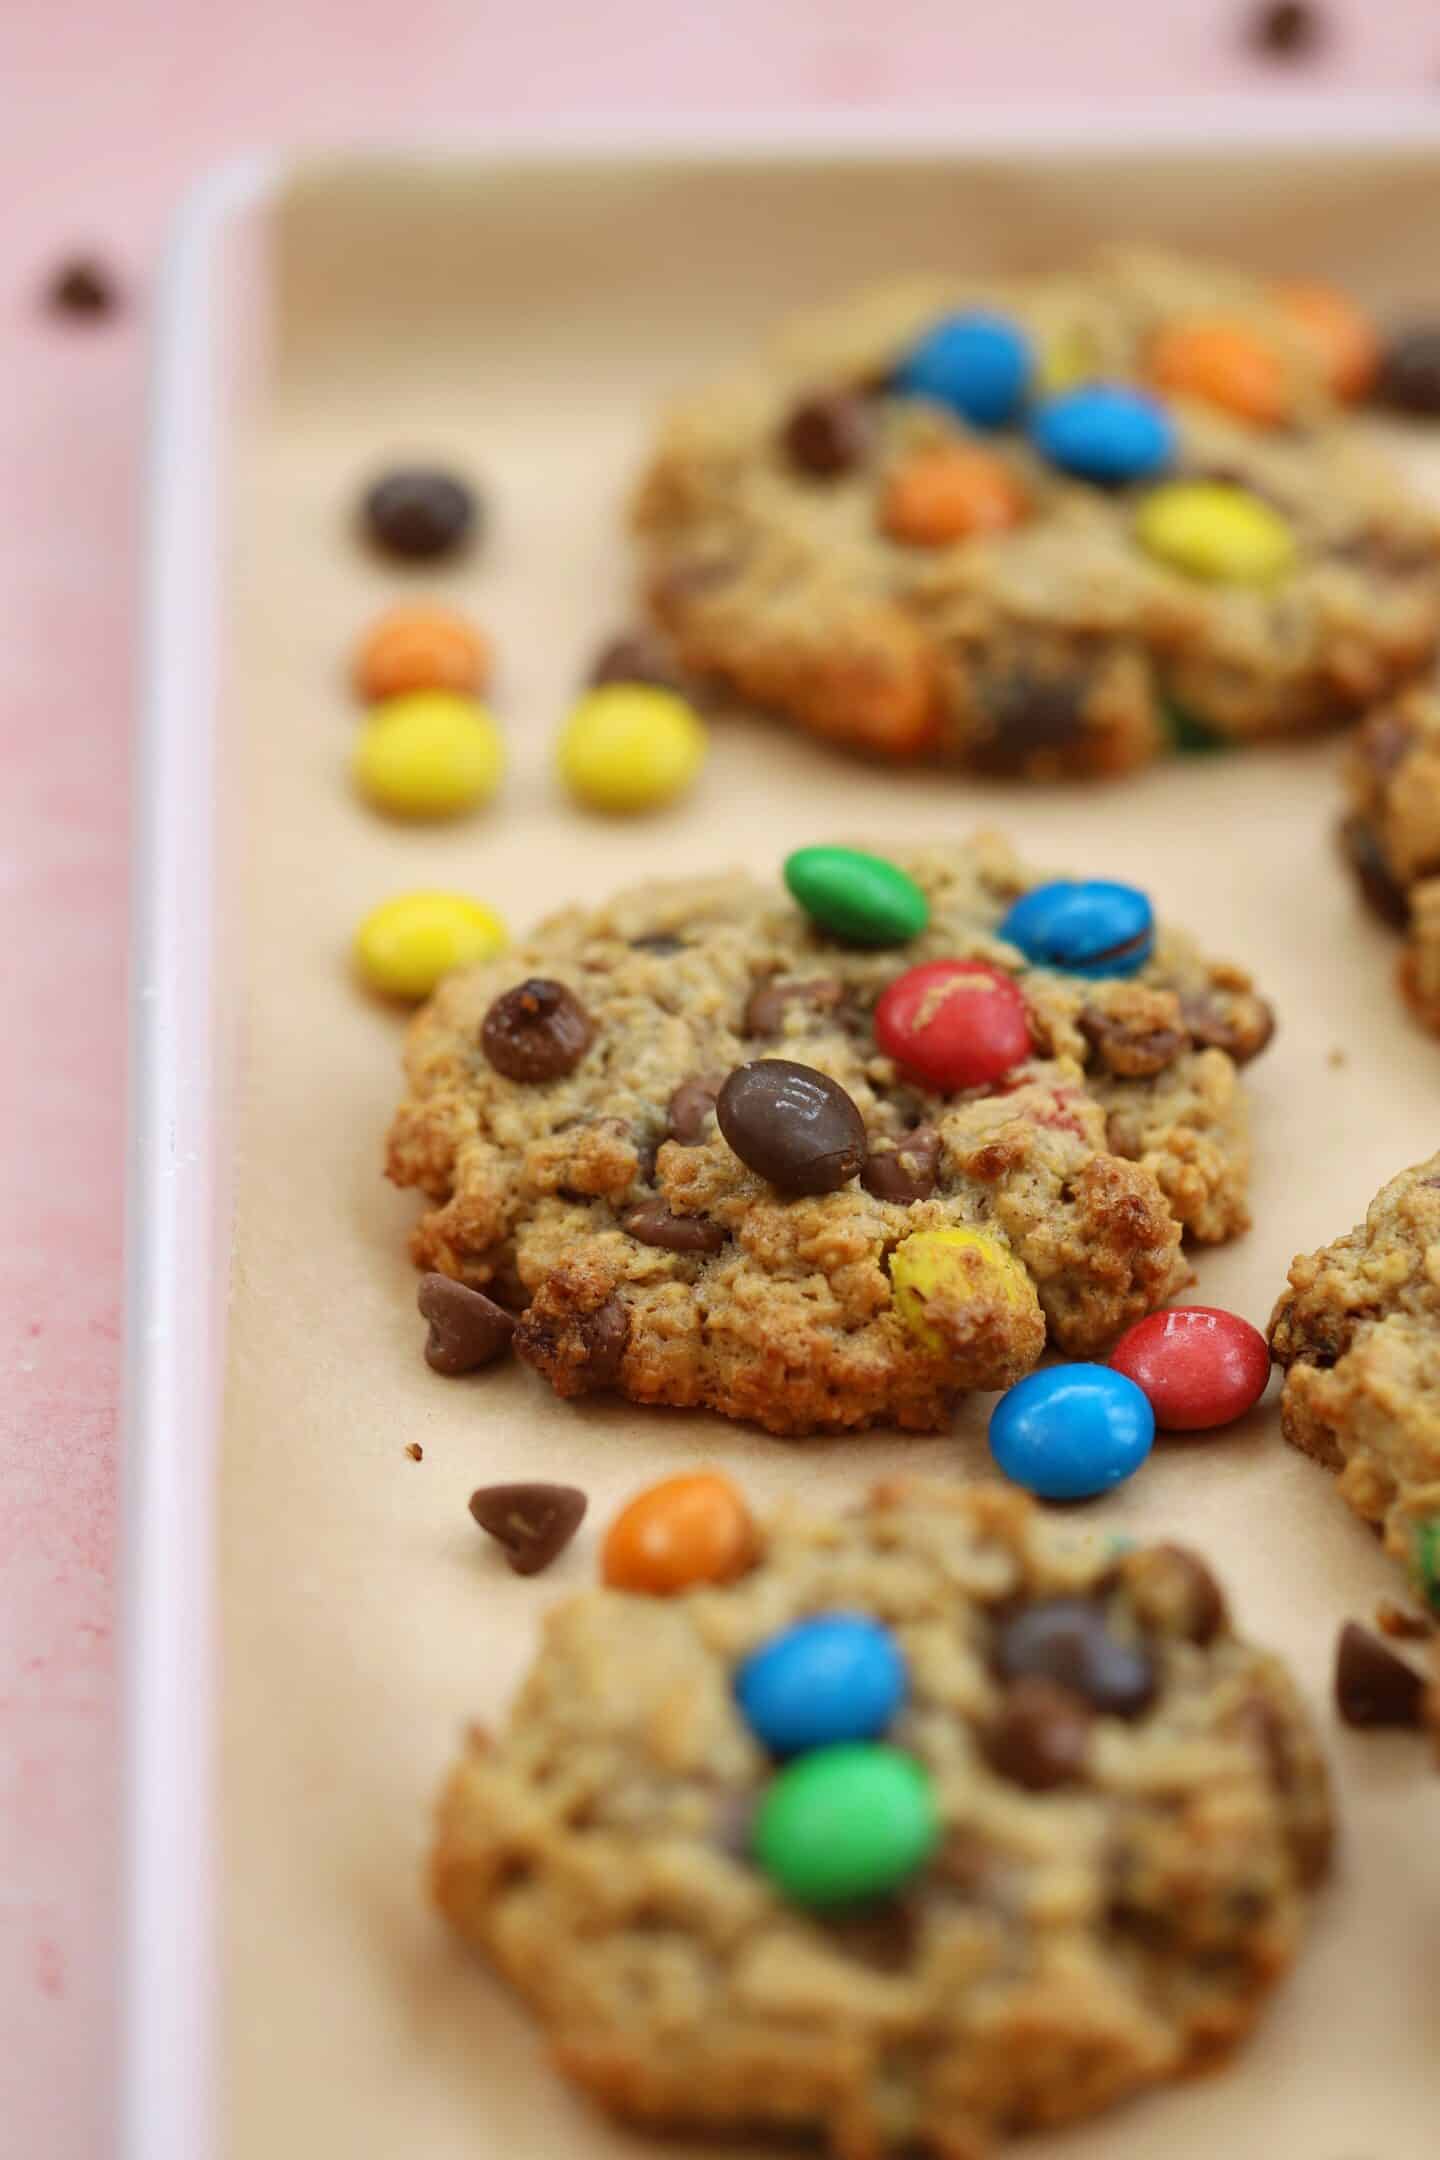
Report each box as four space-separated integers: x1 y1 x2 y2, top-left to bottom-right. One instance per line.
123 104 1440 2160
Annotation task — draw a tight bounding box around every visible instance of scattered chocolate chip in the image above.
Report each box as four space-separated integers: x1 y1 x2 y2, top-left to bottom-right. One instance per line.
742 974 846 1039
992 1597 1157 1719
1340 814 1411 930
469 1481 588 1575
1378 325 1440 417
482 978 595 1082
1177 990 1277 1064
1125 1544 1227 1646
665 1073 724 1146
716 1059 867 1196
629 933 685 955
1248 0 1322 57
1079 1002 1187 1079
1375 1599 1434 1641
620 1198 727 1253
588 632 684 692
1334 1621 1426 1728
362 466 476 561
46 256 119 317
988 1676 1092 1790
417 1274 517 1375
860 1123 941 1204
971 673 1089 775
780 389 873 479
406 1441 424 1461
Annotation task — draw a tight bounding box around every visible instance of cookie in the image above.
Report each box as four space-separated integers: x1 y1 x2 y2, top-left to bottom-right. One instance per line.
1269 1153 1440 1609
631 254 1440 779
1341 685 1440 1032
433 1479 1332 2158
386 835 1274 1436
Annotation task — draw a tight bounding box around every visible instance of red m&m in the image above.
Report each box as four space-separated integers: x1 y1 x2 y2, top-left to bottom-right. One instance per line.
874 960 1031 1091
1108 1305 1270 1432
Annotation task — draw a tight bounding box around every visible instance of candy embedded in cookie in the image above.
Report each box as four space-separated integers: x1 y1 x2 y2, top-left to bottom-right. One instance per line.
632 255 1440 779
1269 1153 1440 1603
388 835 1275 1433
432 1480 1332 2156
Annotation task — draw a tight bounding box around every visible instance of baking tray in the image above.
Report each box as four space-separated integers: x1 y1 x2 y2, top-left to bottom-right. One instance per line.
126 112 1440 2160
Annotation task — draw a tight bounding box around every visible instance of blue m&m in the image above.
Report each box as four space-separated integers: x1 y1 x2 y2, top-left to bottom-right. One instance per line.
989 1364 1156 1501
997 879 1154 977
892 311 1032 430
735 1612 907 1756
1030 384 1175 485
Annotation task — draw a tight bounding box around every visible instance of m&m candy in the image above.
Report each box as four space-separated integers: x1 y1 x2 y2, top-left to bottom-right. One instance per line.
353 690 505 818
752 1743 939 1907
1030 384 1175 485
996 880 1154 978
784 846 930 946
354 890 507 1000
892 310 1032 429
1108 1306 1270 1432
601 1472 756 1594
874 959 1031 1089
735 1614 907 1755
1136 482 1296 586
989 1364 1155 1501
557 685 707 814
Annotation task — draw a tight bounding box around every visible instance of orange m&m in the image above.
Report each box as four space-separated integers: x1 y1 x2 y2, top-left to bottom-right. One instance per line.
1149 317 1290 428
601 1472 757 1594
1271 280 1379 403
880 446 1027 547
353 604 491 704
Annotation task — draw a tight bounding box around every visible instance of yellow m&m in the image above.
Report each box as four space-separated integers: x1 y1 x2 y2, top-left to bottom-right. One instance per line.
557 685 707 814
1136 482 1296 586
353 691 505 818
354 892 508 1001
889 1226 1044 1386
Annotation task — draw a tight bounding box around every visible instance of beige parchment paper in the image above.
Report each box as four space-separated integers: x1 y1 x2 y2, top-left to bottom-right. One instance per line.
222 154 1440 2160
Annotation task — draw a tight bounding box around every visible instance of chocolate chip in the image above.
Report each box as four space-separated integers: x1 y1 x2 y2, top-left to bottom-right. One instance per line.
514 1292 630 1395
362 467 476 560
860 1124 940 1204
742 975 846 1039
588 632 683 692
780 390 873 479
1334 1621 1426 1728
992 1597 1157 1719
988 1677 1092 1790
575 1296 629 1387
417 1274 516 1375
665 1073 725 1146
822 1898 919 1970
1340 814 1411 930
469 1482 588 1575
1356 711 1417 782
971 674 1088 774
716 1059 867 1196
481 978 595 1082
1378 325 1440 416
629 933 685 955
46 256 119 317
1248 0 1322 57
1125 1544 1227 1646
1079 1003 1187 1078
620 1198 727 1253
1177 990 1277 1064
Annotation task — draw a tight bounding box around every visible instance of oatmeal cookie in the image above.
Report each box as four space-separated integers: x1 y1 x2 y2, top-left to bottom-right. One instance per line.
631 255 1440 779
1341 685 1440 1032
386 836 1274 1435
1269 1153 1440 1607
433 1479 1332 2160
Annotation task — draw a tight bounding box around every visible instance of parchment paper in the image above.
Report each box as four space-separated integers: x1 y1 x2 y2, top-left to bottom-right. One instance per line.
222 155 1440 2160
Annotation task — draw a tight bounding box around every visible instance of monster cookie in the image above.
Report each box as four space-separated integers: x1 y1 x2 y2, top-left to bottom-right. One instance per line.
631 254 1440 778
1269 1153 1440 1608
386 836 1274 1435
432 1479 1332 2158
1341 685 1440 1032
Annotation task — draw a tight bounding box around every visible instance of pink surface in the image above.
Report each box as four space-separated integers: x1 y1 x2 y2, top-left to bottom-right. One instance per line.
4 3 1440 2154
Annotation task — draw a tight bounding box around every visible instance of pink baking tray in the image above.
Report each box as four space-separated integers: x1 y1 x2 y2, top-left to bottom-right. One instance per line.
126 110 1440 2160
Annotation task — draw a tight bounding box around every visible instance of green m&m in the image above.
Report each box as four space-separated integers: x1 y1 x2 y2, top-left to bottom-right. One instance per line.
753 1742 939 1907
1412 1519 1440 1613
784 846 930 947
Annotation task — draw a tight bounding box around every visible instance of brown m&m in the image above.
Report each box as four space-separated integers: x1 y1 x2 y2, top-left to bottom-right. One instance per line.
716 1059 866 1196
